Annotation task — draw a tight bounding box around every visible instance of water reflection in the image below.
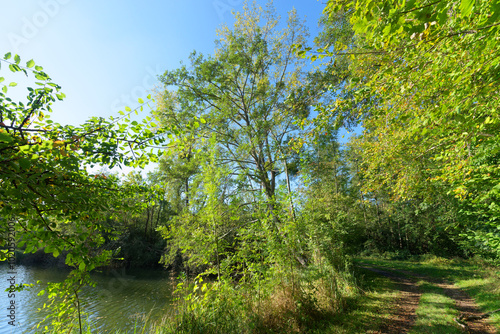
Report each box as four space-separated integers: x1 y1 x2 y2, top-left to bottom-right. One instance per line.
0 265 174 333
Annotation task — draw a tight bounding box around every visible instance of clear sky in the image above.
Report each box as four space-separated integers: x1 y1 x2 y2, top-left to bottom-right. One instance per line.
1 0 326 126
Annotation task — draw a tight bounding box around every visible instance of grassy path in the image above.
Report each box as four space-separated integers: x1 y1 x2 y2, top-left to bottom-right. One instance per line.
358 265 421 333
353 257 499 334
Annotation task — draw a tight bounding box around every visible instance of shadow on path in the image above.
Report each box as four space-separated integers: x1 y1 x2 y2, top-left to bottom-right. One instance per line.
358 265 496 334
359 266 421 334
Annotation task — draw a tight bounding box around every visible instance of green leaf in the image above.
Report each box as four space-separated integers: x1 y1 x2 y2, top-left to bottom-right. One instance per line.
4 52 11 60
19 158 30 169
2 85 7 93
26 59 35 68
35 73 47 80
0 132 14 143
125 106 131 112
297 50 306 58
460 0 473 16
353 17 369 34
79 262 85 271
9 82 17 87
138 98 144 104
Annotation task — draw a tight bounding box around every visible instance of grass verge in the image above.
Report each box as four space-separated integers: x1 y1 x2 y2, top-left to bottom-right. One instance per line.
38 255 500 333
308 266 399 333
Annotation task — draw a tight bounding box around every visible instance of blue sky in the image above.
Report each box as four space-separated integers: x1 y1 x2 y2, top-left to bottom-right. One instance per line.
1 0 326 126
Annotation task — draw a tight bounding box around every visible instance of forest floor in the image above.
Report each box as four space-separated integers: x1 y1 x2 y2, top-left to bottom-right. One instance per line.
344 257 500 334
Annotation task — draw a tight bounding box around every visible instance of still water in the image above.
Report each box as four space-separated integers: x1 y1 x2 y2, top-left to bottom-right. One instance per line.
0 264 174 333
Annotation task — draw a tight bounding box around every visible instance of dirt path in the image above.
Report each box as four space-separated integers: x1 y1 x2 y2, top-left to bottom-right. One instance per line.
360 266 421 334
359 265 496 334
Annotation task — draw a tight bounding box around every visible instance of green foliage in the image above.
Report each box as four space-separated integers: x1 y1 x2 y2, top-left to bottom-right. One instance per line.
0 53 166 331
158 1 320 205
309 0 500 258
163 277 253 334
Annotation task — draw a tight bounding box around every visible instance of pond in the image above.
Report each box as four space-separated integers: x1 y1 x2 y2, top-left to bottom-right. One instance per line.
1 264 175 333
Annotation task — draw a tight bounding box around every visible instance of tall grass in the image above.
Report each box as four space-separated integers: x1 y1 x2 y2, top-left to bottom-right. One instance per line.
145 262 359 334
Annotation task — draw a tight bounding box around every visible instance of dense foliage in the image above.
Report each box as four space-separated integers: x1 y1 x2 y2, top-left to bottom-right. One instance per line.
309 0 500 258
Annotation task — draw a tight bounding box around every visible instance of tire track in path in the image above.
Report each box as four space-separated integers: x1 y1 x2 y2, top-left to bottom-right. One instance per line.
359 266 421 334
394 267 496 334
359 264 496 334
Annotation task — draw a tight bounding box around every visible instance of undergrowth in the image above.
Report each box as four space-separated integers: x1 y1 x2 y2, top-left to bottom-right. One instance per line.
152 265 359 334
38 255 500 333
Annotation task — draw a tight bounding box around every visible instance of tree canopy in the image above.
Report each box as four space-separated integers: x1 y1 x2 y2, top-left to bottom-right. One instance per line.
312 0 500 256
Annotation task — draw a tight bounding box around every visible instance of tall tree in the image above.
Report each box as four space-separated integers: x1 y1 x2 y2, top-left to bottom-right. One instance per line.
154 1 338 282
158 1 316 205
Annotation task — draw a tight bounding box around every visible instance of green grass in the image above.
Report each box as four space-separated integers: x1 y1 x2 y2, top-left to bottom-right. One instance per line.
307 267 400 333
409 281 461 334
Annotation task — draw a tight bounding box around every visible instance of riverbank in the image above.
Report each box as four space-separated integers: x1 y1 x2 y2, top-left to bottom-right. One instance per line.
135 255 500 334
6 255 499 333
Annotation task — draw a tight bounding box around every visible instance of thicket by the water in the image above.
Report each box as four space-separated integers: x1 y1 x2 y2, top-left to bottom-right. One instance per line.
1 0 499 332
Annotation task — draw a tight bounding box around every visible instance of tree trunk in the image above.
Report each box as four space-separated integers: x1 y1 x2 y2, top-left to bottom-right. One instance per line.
284 158 296 221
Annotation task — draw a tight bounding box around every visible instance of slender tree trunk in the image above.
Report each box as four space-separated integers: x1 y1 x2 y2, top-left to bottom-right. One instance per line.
360 190 368 226
155 201 162 228
284 158 296 221
375 197 382 228
75 290 82 334
397 219 403 249
214 223 220 281
185 177 189 209
375 197 384 245
334 162 339 195
145 207 150 236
